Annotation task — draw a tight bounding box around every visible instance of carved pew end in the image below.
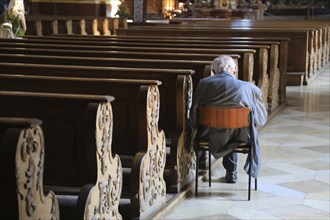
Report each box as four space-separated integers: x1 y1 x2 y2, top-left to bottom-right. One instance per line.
0 117 60 219
55 185 135 220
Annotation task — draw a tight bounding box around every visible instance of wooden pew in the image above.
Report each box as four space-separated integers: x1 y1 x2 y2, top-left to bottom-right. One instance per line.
0 74 167 219
14 36 276 91
0 40 261 110
0 38 277 112
116 26 315 85
166 19 329 83
70 34 286 105
0 91 123 219
169 19 329 67
0 49 273 115
0 37 264 90
27 34 287 106
0 51 234 99
43 33 288 100
0 62 195 196
0 35 278 191
0 46 240 68
0 117 60 220
113 26 329 83
0 39 250 88
128 22 328 76
24 15 329 85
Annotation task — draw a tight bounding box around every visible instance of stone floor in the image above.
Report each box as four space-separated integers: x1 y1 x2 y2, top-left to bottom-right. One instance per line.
161 66 330 220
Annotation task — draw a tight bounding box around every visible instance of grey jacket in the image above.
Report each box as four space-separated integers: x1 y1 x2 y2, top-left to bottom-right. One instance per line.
190 72 267 178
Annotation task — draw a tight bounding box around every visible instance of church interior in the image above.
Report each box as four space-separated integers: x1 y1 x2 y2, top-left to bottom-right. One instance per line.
0 0 329 219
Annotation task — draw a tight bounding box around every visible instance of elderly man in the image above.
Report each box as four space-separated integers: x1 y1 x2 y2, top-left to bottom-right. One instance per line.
190 55 267 183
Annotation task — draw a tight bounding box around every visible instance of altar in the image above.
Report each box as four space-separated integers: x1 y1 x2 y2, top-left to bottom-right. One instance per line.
192 7 262 19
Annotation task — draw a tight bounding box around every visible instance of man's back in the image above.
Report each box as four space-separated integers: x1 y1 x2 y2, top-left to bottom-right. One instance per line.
190 62 267 178
190 72 266 128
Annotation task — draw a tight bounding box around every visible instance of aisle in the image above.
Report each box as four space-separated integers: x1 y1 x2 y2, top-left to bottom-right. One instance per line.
162 66 330 220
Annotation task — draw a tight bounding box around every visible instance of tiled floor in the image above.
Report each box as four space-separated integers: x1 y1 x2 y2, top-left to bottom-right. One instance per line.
162 66 330 220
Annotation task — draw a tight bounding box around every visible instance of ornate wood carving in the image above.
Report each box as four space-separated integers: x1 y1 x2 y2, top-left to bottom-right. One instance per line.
103 18 111 36
51 20 58 35
112 18 119 35
312 30 317 76
79 19 87 35
35 20 42 36
314 30 319 72
323 28 329 66
93 18 100 36
109 18 118 35
65 20 73 35
326 39 329 66
318 29 324 68
322 29 325 66
308 30 315 78
269 68 280 113
131 85 166 219
324 33 327 63
84 102 122 219
258 48 269 112
243 53 254 83
176 75 195 188
261 76 269 111
16 125 60 219
268 45 280 112
307 51 312 79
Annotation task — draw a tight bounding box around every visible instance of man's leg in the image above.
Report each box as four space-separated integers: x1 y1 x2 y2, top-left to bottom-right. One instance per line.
223 151 238 183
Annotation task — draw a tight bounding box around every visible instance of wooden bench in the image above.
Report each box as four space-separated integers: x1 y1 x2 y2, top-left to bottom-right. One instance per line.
0 37 265 89
0 117 60 219
51 33 288 99
0 36 278 111
0 39 249 88
0 39 266 111
0 49 275 118
128 21 329 75
0 91 123 219
0 74 168 219
116 26 317 85
172 19 328 63
0 62 195 196
113 34 289 105
33 34 287 105
3 40 274 111
19 36 277 85
0 46 239 68
167 19 329 83
25 17 328 84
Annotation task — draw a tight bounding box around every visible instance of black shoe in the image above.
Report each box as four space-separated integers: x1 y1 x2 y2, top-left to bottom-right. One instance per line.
225 172 238 183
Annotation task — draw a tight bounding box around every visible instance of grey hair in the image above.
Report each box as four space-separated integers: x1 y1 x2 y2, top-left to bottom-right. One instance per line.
211 55 236 74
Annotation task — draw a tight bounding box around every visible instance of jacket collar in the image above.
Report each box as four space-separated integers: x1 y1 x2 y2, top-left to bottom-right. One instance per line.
215 71 236 79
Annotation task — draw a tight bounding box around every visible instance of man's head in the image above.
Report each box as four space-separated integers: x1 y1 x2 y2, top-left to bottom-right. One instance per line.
211 55 238 78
